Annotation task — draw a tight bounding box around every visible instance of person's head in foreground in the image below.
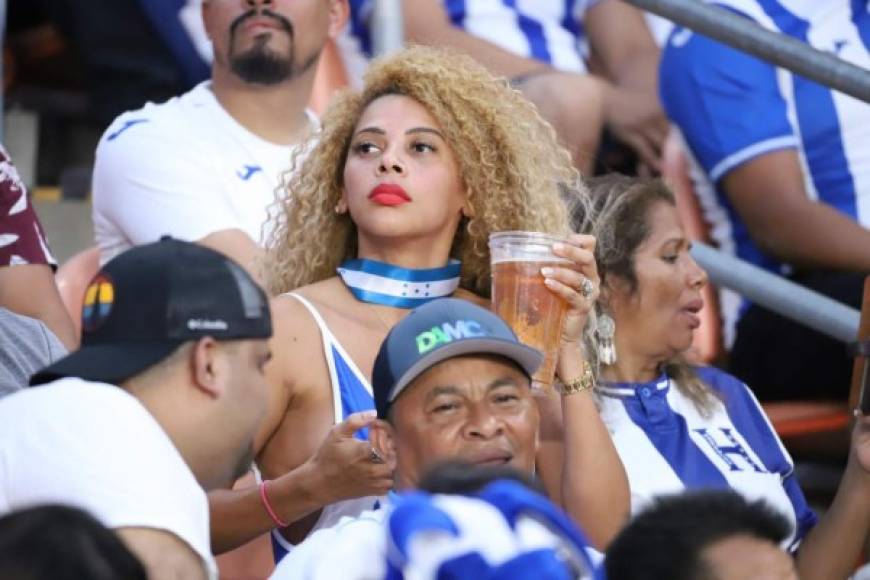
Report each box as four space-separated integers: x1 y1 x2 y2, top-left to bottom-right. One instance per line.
266 44 582 295
605 490 797 580
416 459 546 496
387 461 598 580
368 298 543 489
29 237 273 491
0 504 146 580
573 174 711 404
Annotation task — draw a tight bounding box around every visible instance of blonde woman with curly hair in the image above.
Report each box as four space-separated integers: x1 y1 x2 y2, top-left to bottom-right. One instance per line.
209 45 628 565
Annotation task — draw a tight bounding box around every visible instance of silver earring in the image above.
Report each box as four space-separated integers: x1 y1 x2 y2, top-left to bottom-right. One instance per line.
597 312 617 365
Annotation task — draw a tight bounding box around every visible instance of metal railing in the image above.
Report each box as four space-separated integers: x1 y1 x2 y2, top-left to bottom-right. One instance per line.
623 0 870 103
691 243 860 343
371 0 404 57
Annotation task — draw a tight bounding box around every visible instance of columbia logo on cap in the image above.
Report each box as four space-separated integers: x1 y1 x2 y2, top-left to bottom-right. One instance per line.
187 319 229 331
415 320 488 354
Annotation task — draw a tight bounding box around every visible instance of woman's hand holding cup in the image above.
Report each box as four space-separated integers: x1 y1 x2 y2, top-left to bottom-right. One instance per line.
542 234 599 380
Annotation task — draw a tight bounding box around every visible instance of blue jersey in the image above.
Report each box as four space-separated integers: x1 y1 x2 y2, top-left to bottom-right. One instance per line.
135 0 209 86
266 294 380 562
346 0 598 72
597 367 817 551
660 1 870 339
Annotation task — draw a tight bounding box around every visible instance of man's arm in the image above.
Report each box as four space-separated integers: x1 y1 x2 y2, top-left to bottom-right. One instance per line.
92 119 243 254
0 264 77 350
585 0 660 93
197 229 266 288
585 0 669 169
116 527 207 580
722 149 870 272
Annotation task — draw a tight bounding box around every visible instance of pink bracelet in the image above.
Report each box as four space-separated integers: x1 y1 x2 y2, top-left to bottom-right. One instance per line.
259 480 289 528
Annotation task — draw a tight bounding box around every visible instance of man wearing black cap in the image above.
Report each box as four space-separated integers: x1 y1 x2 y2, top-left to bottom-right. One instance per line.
0 238 273 580
271 297 622 578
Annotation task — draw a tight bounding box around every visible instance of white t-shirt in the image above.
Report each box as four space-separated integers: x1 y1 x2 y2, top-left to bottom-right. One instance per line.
92 81 312 265
0 377 216 578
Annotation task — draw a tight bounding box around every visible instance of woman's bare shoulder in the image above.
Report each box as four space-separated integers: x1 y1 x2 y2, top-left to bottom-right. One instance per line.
280 277 348 310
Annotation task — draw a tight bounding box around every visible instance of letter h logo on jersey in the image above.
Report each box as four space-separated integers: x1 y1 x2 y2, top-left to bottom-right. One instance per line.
694 428 767 474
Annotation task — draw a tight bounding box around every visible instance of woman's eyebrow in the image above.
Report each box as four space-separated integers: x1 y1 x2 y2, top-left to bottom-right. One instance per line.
406 127 444 139
354 126 386 136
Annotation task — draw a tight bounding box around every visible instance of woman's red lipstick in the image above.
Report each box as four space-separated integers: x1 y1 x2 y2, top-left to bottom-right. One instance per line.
368 183 411 206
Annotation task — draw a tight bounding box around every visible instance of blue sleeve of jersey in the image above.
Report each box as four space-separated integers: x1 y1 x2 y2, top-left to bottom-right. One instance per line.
136 0 209 87
659 21 797 182
698 367 818 544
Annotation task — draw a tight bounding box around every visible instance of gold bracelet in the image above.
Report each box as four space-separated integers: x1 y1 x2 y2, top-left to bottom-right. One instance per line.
557 361 595 396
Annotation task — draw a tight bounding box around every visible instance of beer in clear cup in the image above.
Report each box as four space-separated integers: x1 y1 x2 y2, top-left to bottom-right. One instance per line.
489 231 571 391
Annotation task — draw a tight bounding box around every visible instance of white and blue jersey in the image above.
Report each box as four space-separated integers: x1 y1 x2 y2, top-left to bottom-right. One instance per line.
442 0 600 73
660 1 870 339
347 0 375 59
597 366 817 551
346 0 598 72
264 293 381 562
92 82 314 265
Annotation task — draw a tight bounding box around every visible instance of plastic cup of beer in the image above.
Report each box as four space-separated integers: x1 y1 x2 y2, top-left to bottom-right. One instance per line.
489 231 571 392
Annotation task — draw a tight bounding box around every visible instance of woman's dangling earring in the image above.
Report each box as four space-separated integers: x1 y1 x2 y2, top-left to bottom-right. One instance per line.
597 311 617 366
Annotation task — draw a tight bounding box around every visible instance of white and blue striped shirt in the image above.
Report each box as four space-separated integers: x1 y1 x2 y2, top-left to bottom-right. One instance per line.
347 0 599 72
660 1 870 340
598 367 817 551
443 0 600 73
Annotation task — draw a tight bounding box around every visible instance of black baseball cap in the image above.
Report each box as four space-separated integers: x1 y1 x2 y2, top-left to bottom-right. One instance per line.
30 238 272 386
372 298 542 418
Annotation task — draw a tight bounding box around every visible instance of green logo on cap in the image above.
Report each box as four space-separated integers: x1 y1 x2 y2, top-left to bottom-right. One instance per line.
416 320 487 354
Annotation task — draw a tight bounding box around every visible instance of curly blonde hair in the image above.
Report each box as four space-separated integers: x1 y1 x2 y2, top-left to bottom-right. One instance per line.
265 45 583 296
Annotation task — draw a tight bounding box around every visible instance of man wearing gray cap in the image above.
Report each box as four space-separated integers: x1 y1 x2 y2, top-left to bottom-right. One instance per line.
271 297 625 578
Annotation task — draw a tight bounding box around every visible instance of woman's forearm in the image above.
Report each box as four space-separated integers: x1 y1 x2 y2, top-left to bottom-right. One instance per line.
796 457 870 580
558 355 629 549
